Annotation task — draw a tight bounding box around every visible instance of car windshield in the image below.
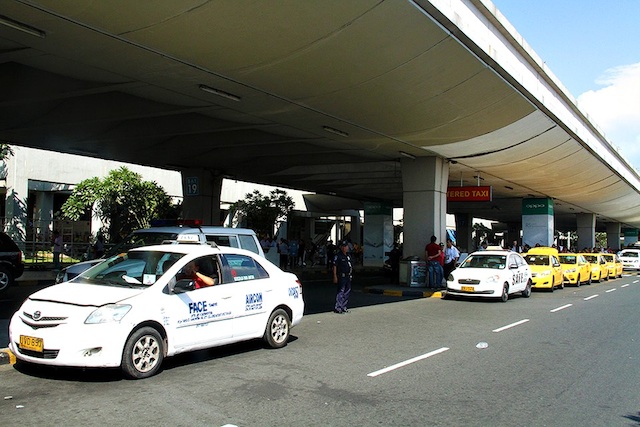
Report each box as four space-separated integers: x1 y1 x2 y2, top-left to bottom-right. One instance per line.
104 232 180 258
525 255 549 266
559 255 577 264
620 251 638 258
78 250 185 287
460 254 506 269
583 255 599 263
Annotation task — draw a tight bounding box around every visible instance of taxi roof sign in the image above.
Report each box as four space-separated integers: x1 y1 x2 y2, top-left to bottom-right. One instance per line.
175 234 200 243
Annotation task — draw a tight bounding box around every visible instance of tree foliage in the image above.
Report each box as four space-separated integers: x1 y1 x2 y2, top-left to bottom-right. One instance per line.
231 189 294 237
61 166 180 243
0 144 14 161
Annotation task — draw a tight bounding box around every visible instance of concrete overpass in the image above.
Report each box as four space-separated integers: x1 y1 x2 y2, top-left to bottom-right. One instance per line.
1 0 639 257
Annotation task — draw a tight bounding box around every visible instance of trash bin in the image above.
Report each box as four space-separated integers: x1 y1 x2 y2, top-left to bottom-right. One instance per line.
399 258 427 287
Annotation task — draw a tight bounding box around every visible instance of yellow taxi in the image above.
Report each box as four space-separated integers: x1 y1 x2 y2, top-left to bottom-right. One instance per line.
523 247 564 291
601 253 622 279
558 253 591 286
581 253 609 282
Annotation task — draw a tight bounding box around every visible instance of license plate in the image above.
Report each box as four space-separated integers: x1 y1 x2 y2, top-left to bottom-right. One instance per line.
461 285 474 292
19 335 43 352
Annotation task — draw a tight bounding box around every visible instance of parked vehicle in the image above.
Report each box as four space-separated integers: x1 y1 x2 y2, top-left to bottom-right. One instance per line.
523 247 564 291
10 236 303 379
0 231 25 293
601 253 623 278
582 253 609 282
445 249 532 302
619 249 640 271
558 253 591 286
55 224 264 283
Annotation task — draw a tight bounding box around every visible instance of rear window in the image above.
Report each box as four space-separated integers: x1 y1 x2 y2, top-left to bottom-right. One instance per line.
222 254 269 283
238 234 259 254
559 255 577 264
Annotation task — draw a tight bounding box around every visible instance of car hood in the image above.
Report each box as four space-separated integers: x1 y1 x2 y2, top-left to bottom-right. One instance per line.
27 282 144 306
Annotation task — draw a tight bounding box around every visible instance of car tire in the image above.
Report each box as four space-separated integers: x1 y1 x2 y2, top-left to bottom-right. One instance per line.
263 308 291 349
559 280 564 290
587 275 592 285
500 283 509 302
549 279 555 292
121 327 164 379
0 266 13 292
521 280 532 298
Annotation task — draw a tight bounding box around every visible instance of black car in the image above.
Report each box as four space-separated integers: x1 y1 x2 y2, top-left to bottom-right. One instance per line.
0 232 24 292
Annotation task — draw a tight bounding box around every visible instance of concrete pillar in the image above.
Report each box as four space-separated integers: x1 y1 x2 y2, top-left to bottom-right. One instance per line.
33 191 54 240
606 222 621 251
363 202 393 267
506 222 522 250
401 156 449 259
181 170 223 225
623 228 639 247
576 213 596 250
522 198 554 247
454 213 473 253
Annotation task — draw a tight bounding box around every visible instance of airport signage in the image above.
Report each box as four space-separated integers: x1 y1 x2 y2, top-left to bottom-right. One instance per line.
447 186 492 202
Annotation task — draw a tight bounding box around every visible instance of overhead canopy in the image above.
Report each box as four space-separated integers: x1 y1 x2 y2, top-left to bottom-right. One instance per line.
0 0 638 230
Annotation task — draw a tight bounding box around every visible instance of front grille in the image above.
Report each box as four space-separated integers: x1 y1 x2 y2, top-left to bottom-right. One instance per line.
23 312 67 322
14 344 59 359
458 279 480 285
21 318 60 329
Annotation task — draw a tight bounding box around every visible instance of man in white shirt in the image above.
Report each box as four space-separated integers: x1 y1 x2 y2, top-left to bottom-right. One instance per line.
443 239 460 279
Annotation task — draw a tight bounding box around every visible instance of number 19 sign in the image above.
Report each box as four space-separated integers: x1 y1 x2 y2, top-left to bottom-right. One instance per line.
186 177 199 196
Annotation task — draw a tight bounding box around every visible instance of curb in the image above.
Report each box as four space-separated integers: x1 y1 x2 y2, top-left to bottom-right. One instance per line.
0 348 15 365
363 287 445 298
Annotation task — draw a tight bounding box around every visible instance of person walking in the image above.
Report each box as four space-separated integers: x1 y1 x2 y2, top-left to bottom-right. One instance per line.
333 240 353 314
443 239 460 279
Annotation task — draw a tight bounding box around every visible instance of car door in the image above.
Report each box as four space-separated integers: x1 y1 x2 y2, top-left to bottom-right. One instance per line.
551 255 563 285
164 255 234 351
513 253 529 291
220 253 272 339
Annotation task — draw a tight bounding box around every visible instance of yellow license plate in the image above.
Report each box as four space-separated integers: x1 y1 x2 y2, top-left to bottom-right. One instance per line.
461 285 474 292
19 335 43 352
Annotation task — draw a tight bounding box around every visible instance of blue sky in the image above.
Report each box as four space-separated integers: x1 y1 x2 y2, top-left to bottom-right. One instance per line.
490 0 640 169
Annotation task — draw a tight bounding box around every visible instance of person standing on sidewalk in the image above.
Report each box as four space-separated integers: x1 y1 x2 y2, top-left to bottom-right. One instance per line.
443 239 460 279
333 240 353 314
52 230 63 271
425 235 443 288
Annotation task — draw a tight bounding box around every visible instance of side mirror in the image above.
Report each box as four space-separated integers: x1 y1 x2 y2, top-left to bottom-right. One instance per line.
172 279 196 294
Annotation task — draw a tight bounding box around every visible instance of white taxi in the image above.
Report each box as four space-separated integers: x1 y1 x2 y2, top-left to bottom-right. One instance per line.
445 249 532 302
619 249 640 272
9 239 304 379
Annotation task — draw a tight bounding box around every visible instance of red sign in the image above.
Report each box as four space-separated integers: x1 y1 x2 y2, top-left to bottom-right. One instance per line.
447 186 492 202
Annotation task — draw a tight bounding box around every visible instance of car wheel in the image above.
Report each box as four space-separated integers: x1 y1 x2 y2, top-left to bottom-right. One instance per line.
121 327 164 379
549 279 555 292
576 277 581 287
500 283 509 302
521 280 532 298
559 279 564 290
0 266 13 292
587 275 592 285
263 308 291 349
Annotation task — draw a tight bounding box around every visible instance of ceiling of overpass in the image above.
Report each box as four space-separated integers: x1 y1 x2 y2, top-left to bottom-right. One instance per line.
1 0 638 230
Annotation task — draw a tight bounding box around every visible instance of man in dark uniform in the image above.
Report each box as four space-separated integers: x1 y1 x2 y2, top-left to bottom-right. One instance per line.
333 240 353 314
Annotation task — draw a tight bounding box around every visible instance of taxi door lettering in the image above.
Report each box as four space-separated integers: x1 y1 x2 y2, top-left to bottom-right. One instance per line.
189 301 208 314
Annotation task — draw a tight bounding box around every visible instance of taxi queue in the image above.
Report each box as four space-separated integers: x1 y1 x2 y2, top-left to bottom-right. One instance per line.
518 246 623 291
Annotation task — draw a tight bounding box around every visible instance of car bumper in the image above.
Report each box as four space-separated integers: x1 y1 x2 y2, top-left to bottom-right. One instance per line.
562 274 579 285
446 283 497 298
9 312 129 368
531 277 553 288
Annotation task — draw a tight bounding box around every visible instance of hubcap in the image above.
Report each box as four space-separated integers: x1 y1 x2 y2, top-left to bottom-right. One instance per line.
132 335 160 373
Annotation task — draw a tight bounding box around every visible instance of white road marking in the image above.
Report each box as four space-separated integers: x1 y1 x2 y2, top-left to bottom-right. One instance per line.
367 347 449 377
493 319 530 332
550 304 573 313
606 288 616 293
634 280 639 284
584 294 599 301
621 284 630 288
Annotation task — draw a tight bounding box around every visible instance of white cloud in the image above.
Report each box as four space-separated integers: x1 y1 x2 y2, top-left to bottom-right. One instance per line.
577 62 640 169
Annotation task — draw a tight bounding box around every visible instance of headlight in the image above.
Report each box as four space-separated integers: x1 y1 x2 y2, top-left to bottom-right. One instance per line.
85 304 132 324
540 270 551 276
447 274 454 282
485 275 500 284
565 268 576 273
55 269 66 284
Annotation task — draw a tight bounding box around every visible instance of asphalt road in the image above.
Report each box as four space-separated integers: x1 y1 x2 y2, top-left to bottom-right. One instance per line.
2 273 640 426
